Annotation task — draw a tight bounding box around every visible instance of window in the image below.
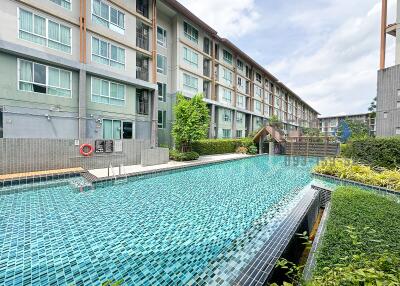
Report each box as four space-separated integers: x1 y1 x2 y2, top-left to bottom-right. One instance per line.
255 101 262 112
18 59 72 97
396 127 400 135
236 130 243 138
203 37 210 54
157 54 167 74
237 95 245 108
383 112 388 119
183 73 198 92
236 112 243 123
103 119 121 139
223 109 232 122
237 59 243 71
157 82 167 102
223 50 233 64
18 8 71 53
255 86 262 98
222 68 233 85
123 122 133 139
50 0 71 10
222 129 231 138
183 47 198 67
158 110 167 129
183 21 198 43
92 0 124 34
137 90 149 115
256 73 262 83
92 37 125 69
397 101 400 108
157 26 167 47
237 77 242 87
222 89 232 103
91 77 125 106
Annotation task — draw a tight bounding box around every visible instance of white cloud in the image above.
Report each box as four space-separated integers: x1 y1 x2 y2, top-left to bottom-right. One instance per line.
177 0 260 38
267 0 397 116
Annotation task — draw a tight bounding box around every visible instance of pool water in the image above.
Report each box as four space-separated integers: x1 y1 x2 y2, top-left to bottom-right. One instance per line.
0 155 318 286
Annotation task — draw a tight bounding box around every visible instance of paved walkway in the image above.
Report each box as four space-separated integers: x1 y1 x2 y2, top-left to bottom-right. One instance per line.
89 153 249 179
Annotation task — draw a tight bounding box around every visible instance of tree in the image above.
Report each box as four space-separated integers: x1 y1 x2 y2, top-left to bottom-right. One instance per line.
337 119 370 143
268 115 283 130
368 97 377 118
172 93 210 151
302 127 322 137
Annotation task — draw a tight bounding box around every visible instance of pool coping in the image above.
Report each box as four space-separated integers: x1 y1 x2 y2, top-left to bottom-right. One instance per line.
312 172 400 196
232 185 320 286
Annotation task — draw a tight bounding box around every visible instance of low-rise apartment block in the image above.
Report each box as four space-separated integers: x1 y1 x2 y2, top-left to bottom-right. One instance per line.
319 113 376 136
0 0 319 146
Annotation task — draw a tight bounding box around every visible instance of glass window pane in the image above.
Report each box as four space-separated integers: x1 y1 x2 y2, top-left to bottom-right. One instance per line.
19 60 33 82
34 15 46 36
34 63 46 84
48 67 60 87
93 0 100 16
110 82 117 98
103 119 113 139
118 12 124 28
92 37 99 54
123 122 132 139
110 7 118 25
60 25 70 45
101 80 109 96
48 21 59 41
92 77 101 94
19 9 33 32
100 2 109 19
113 120 121 139
100 40 108 57
60 70 70 89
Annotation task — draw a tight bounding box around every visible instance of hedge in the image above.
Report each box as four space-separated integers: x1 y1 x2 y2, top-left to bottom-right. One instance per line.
169 150 199 161
314 187 400 275
311 187 400 284
341 137 400 169
191 138 254 155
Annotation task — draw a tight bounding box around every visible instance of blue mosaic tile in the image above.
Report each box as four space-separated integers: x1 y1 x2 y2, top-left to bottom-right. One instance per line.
0 155 318 285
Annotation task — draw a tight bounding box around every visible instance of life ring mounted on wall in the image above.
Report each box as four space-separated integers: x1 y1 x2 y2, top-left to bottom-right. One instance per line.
80 144 94 157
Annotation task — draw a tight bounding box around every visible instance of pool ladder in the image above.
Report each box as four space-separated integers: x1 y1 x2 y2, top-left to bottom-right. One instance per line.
108 163 128 183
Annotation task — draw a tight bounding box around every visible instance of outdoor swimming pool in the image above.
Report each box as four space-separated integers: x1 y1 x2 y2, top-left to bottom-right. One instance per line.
0 155 319 286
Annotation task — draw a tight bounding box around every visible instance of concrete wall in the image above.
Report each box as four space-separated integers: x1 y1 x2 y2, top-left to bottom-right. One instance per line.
377 65 400 137
0 138 151 174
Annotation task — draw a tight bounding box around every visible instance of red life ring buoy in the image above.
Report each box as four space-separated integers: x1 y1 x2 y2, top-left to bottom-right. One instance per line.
80 144 94 156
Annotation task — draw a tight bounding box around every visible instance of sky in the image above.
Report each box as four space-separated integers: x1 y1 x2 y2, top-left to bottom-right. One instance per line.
178 0 397 117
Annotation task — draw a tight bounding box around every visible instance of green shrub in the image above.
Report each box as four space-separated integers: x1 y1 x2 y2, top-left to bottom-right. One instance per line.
192 138 254 155
247 145 258 155
169 150 199 161
341 137 400 169
314 158 400 191
313 187 400 281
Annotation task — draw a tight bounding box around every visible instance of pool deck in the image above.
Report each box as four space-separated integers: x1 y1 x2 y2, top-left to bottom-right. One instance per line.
88 153 250 179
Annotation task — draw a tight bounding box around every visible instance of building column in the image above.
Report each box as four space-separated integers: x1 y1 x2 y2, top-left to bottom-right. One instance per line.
232 110 237 138
249 114 253 133
209 104 216 138
78 69 86 139
150 90 158 147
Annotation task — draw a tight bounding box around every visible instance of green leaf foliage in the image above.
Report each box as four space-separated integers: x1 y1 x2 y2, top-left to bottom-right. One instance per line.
169 150 199 161
172 93 210 150
313 187 400 283
336 119 370 142
341 137 400 169
313 158 400 191
192 138 254 155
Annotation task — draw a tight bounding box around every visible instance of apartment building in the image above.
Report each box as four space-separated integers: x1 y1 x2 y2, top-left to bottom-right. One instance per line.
377 0 400 136
0 0 319 146
0 0 158 144
319 113 376 137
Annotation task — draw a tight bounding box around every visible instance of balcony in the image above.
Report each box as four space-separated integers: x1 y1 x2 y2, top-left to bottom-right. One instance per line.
136 66 149 81
203 59 211 77
137 0 149 18
136 33 149 50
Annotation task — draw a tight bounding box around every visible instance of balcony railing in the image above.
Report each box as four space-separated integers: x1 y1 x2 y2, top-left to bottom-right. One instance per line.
137 1 149 18
136 66 149 81
136 33 149 50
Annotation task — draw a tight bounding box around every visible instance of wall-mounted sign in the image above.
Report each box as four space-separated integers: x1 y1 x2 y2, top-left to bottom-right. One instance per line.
95 140 114 153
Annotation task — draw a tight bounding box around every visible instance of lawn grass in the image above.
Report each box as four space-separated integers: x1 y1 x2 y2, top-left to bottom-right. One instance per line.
314 186 400 274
